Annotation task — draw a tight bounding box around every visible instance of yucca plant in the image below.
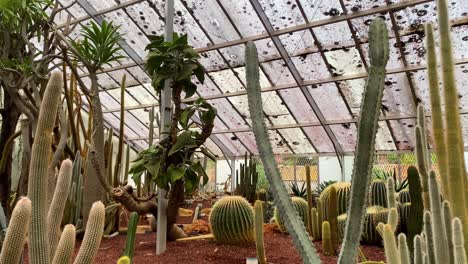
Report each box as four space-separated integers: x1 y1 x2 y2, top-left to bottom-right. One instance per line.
372 169 408 192
290 181 307 199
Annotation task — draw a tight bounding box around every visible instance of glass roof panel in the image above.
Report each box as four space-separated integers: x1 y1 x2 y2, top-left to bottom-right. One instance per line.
209 98 250 129
330 124 356 152
298 0 343 22
233 132 259 155
125 1 165 36
291 52 330 80
277 88 319 123
376 121 396 150
314 22 355 49
257 0 306 30
324 47 366 76
279 30 316 57
219 0 266 36
307 83 352 120
389 119 416 150
278 128 316 154
382 73 417 116
302 126 335 153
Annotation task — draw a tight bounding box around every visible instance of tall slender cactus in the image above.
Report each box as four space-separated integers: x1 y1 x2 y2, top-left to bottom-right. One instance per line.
338 18 389 263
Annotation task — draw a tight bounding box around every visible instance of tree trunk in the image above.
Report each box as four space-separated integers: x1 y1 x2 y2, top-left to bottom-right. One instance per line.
166 179 186 241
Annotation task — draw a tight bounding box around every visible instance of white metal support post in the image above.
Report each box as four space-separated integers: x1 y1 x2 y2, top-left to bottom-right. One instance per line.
156 0 174 255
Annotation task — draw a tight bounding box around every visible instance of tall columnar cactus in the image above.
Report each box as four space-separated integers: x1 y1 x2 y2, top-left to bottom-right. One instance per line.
48 159 73 260
235 153 259 203
73 201 106 264
398 190 410 204
398 234 410 264
52 224 76 264
386 208 399 233
28 72 64 264
387 177 397 209
274 197 308 234
452 218 467 264
413 235 424 264
442 201 455 264
398 203 411 234
423 211 436 264
382 224 399 264
415 107 430 210
254 200 267 264
245 41 320 263
256 189 268 202
122 212 139 262
311 208 320 241
209 196 255 244
0 197 31 264
407 166 424 251
339 206 389 244
338 18 389 263
370 180 387 208
317 199 323 238
327 186 339 249
428 171 450 263
320 182 351 220
322 221 334 256
305 166 313 234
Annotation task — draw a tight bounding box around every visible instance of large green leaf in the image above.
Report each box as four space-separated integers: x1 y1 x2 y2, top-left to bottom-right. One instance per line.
166 164 186 183
168 131 197 156
179 107 195 128
144 158 162 179
184 169 199 193
191 161 209 185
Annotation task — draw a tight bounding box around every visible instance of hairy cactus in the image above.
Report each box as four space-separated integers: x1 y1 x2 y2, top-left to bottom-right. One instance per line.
442 201 455 263
0 197 31 264
117 256 131 264
387 208 398 233
370 180 387 208
48 159 73 260
338 18 389 263
382 224 399 264
413 235 424 264
274 197 308 234
322 221 334 256
452 218 467 264
387 178 397 209
398 233 410 264
406 166 424 251
311 208 320 241
320 182 350 219
122 212 139 262
423 211 436 264
209 196 254 244
415 106 431 210
398 190 410 204
235 153 258 203
73 201 106 264
245 41 320 263
28 72 64 264
305 166 313 234
52 224 76 264
254 200 267 264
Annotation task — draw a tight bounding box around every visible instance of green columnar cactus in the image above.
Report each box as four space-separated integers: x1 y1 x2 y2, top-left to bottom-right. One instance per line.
254 200 267 264
235 153 258 203
73 201 106 264
452 218 467 264
423 211 436 264
363 206 388 244
256 189 268 202
398 190 410 204
52 224 76 264
320 182 351 219
383 224 399 264
64 152 83 227
425 23 449 198
442 201 455 264
322 221 334 256
274 197 308 234
398 234 410 264
338 18 389 263
317 199 323 238
415 108 430 210
428 171 450 263
0 197 31 264
28 72 64 264
48 159 73 260
387 178 397 209
245 41 320 263
122 212 139 262
209 196 255 244
306 166 313 234
413 235 424 264
117 256 131 264
407 166 424 252
311 208 320 241
370 180 387 208
327 186 339 249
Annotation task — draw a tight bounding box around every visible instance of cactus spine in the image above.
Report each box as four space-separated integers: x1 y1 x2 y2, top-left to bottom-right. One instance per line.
387 177 397 209
322 221 334 256
383 224 400 264
452 218 467 264
209 196 254 244
52 224 76 264
122 212 139 262
73 201 106 264
338 18 389 263
442 201 455 264
0 197 31 264
398 234 410 264
245 41 320 263
48 159 73 260
28 72 64 264
254 200 267 264
305 166 313 235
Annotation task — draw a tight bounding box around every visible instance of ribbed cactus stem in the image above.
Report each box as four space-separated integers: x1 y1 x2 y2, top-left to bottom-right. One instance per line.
328 186 339 249
322 221 334 256
48 159 73 261
305 166 313 235
28 72 64 264
398 234 410 264
428 171 450 263
415 125 430 210
117 256 131 264
52 224 76 264
425 23 448 197
245 41 320 263
423 211 436 264
383 224 400 264
387 177 397 209
123 212 139 261
254 200 267 264
0 197 31 264
414 235 424 264
338 18 389 264
317 199 323 239
73 201 105 264
407 166 424 252
452 218 467 264
311 207 320 241
442 201 455 264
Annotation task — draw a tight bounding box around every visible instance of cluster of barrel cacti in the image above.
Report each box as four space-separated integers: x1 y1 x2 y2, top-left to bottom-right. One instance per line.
274 197 309 234
235 152 259 203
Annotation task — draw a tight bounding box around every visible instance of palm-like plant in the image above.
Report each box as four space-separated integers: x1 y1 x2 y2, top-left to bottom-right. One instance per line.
372 168 408 192
290 181 307 199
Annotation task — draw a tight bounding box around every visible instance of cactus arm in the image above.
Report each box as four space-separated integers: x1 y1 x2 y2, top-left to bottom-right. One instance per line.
245 41 321 263
73 201 105 264
0 197 31 264
442 201 455 264
52 224 76 264
123 212 139 261
382 224 400 264
338 18 389 263
398 234 410 264
425 23 448 197
48 159 74 261
452 218 468 264
113 75 127 187
254 200 267 264
28 72 64 264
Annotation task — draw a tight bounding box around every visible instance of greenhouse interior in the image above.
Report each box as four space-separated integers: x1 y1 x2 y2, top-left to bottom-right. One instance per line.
0 0 467 263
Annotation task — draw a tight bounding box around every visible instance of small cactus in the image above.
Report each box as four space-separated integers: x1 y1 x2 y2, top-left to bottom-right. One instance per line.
327 186 339 249
322 221 334 256
398 233 410 264
423 211 436 264
311 208 320 241
52 224 76 264
122 212 139 262
442 201 455 264
254 200 267 264
452 218 467 264
320 182 351 219
382 224 399 264
117 256 131 264
413 235 424 264
209 196 254 244
274 197 308 234
386 178 397 209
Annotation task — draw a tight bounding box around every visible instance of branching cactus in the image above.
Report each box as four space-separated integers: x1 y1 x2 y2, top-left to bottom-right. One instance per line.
0 197 31 264
245 41 320 263
28 71 64 264
338 18 389 263
254 200 267 264
52 225 76 264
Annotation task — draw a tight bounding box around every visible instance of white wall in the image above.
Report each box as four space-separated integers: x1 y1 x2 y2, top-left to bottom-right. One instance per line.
215 159 247 192
318 156 342 183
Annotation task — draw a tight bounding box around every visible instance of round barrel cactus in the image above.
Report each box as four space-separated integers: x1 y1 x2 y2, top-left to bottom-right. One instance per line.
274 197 308 233
398 189 411 204
398 202 411 234
370 180 387 207
320 182 351 220
209 196 255 244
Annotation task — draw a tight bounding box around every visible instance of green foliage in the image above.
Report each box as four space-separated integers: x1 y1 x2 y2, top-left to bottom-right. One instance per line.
145 33 204 94
71 20 124 70
255 164 269 191
372 168 408 192
290 181 306 199
0 0 50 29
